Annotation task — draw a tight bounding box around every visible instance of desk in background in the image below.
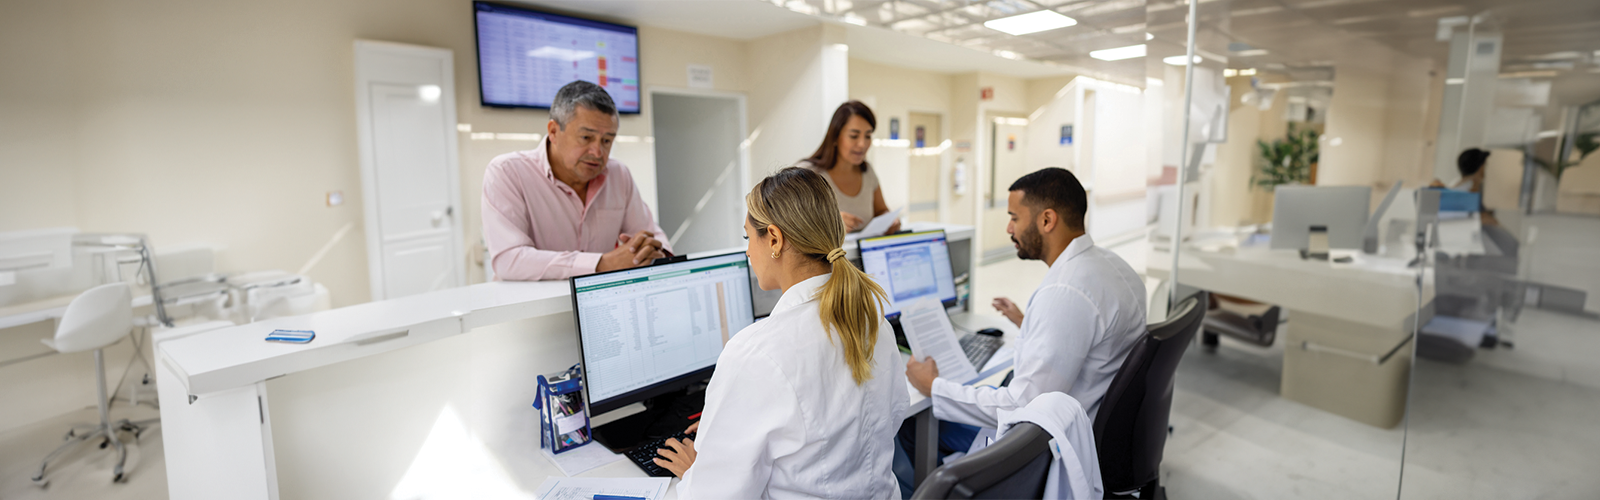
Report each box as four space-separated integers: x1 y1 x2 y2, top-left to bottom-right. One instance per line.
1149 242 1431 428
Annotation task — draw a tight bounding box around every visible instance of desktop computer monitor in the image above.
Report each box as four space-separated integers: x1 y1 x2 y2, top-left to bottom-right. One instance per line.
859 230 958 320
1270 186 1371 251
570 251 756 416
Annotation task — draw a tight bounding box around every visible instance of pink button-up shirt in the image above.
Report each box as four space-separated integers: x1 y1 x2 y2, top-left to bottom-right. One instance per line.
482 139 670 281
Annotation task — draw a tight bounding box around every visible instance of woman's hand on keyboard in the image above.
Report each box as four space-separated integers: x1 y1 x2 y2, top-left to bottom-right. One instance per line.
654 436 697 477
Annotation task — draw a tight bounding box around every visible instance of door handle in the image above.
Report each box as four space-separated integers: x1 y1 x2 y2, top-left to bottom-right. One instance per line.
431 206 453 225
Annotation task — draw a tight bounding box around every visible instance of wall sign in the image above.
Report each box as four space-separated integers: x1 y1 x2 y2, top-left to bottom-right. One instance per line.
687 64 713 89
1060 124 1073 145
915 125 926 148
889 118 900 140
980 87 994 101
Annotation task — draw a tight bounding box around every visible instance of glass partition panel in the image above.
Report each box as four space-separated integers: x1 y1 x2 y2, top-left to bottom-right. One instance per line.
1399 12 1600 498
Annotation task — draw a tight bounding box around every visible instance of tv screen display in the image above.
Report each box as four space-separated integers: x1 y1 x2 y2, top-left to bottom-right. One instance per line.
474 2 641 113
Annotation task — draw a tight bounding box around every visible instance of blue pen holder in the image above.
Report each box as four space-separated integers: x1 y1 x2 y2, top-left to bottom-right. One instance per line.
533 364 591 454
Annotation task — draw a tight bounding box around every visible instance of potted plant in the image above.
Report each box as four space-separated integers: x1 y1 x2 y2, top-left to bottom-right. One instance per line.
1532 131 1598 180
1252 122 1319 191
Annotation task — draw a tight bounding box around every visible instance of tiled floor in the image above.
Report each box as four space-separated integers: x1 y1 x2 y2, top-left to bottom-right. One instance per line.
0 403 166 500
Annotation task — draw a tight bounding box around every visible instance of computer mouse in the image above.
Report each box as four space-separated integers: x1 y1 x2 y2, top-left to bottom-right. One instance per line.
977 328 1003 337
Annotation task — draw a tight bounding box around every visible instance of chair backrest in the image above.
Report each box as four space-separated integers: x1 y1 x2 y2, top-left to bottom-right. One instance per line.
911 422 1053 499
1091 291 1207 494
53 283 133 353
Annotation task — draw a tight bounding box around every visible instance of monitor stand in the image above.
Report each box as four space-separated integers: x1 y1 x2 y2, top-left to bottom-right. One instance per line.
591 388 706 452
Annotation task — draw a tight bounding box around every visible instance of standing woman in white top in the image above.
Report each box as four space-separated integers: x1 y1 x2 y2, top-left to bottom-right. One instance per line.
797 101 902 235
654 167 910 499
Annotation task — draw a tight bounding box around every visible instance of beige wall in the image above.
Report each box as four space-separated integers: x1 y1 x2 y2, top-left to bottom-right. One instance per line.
0 0 769 307
744 25 836 181
0 1 79 231
848 58 954 217
1209 73 1291 226
848 59 953 131
1025 75 1079 113
1320 43 1441 195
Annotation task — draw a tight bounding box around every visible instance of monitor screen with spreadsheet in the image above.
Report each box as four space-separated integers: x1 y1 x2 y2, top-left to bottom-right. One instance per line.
859 230 958 320
570 252 755 414
473 1 641 112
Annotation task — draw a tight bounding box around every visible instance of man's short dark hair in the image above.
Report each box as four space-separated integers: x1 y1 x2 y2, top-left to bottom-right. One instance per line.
1008 167 1087 231
550 80 618 130
1457 148 1490 177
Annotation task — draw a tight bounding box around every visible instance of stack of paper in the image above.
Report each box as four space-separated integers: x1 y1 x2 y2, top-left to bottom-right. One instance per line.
899 298 979 384
534 477 670 500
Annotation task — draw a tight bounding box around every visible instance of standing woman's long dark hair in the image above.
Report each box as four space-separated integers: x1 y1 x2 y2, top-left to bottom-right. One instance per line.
805 101 876 173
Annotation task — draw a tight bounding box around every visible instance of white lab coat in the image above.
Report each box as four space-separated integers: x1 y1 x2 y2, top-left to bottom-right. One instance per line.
679 273 909 499
992 392 1103 500
931 234 1145 427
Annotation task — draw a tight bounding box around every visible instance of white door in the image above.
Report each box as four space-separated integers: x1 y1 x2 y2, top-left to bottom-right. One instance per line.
354 41 464 300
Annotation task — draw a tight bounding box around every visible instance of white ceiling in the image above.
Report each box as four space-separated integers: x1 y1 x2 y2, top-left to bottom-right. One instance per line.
515 0 820 41
509 0 1600 82
842 22 1084 78
511 0 1082 79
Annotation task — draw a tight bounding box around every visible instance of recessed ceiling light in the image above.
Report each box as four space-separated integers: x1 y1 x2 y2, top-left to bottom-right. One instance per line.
984 10 1078 36
1146 33 1154 40
1499 70 1558 79
1163 55 1202 66
1091 44 1147 61
994 50 1023 60
1235 49 1269 57
1525 51 1582 61
1408 5 1464 18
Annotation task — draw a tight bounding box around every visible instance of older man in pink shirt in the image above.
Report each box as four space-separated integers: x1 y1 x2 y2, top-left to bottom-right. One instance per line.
483 81 670 281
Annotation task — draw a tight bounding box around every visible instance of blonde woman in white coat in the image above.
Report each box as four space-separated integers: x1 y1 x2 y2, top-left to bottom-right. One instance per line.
653 167 910 499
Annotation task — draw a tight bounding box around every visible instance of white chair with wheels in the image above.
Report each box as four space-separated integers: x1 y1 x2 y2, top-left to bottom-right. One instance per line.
31 282 150 485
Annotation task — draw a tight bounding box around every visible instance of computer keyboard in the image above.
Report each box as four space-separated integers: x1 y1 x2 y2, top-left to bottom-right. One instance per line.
960 333 1004 370
623 431 697 477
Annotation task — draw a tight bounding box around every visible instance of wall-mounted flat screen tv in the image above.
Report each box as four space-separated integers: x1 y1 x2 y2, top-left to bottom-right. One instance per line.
474 1 641 113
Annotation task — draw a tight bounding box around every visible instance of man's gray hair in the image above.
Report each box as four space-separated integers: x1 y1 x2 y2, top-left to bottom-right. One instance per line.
550 80 619 130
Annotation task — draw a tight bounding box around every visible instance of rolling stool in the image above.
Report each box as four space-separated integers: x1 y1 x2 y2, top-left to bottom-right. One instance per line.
31 283 151 485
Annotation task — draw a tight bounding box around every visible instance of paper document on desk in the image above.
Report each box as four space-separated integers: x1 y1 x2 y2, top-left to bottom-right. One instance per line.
847 207 903 240
535 476 669 500
541 441 624 477
901 298 979 385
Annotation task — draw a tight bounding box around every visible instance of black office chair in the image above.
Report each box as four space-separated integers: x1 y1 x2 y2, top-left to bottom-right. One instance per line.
909 422 1053 499
1093 292 1207 500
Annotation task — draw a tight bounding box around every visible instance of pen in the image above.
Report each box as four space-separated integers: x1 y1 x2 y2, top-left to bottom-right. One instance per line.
593 495 647 500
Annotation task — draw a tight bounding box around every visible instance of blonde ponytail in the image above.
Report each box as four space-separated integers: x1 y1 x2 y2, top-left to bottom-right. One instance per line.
747 168 890 385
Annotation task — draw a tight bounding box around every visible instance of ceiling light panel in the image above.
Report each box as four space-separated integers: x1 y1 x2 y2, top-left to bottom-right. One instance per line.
1164 55 1203 65
1091 44 1148 61
984 10 1078 36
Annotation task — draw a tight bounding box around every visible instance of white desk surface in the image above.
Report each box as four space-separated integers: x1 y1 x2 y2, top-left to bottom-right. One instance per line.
159 281 582 395
1149 243 1430 330
160 224 977 398
1 291 166 331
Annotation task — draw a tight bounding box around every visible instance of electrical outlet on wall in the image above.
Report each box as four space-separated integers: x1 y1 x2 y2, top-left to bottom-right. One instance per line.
327 191 344 207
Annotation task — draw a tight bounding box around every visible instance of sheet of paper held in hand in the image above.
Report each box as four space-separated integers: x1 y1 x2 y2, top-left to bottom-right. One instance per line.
534 476 670 500
901 298 980 385
849 206 903 240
